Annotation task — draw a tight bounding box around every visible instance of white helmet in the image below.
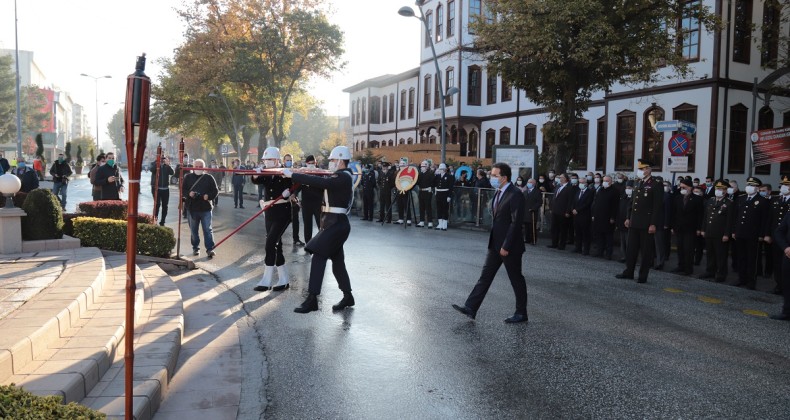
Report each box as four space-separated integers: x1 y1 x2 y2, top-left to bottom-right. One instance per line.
438 163 447 170
262 146 280 160
329 146 351 160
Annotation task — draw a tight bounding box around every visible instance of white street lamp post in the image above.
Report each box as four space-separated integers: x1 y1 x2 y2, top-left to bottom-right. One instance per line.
80 73 112 150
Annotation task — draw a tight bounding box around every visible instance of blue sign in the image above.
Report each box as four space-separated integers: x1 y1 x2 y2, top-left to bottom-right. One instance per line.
655 120 696 134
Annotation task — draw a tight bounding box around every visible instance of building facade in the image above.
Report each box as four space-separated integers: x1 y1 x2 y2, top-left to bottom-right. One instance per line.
345 0 790 185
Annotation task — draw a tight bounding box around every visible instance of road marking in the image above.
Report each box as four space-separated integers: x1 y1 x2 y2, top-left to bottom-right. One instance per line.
663 288 685 293
697 296 722 304
742 309 768 317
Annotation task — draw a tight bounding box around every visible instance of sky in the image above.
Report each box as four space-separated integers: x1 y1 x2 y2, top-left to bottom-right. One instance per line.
0 0 420 145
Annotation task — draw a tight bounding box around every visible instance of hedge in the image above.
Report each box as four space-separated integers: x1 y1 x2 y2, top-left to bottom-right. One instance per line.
0 384 105 419
77 200 156 224
21 189 64 240
72 217 175 258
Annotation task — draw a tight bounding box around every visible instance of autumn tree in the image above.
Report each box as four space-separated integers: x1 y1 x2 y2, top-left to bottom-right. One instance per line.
0 54 15 144
473 0 717 170
318 131 346 164
287 104 335 157
107 108 125 154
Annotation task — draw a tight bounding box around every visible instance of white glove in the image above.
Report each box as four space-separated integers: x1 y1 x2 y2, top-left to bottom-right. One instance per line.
282 168 293 178
447 197 451 203
255 167 262 174
282 189 291 198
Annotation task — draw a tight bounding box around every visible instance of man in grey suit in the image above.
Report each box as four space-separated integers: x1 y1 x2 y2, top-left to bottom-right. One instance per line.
453 162 529 323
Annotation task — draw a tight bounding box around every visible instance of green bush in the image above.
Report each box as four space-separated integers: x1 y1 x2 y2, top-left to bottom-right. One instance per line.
72 217 175 258
0 383 105 419
21 189 64 240
77 200 156 224
62 212 78 237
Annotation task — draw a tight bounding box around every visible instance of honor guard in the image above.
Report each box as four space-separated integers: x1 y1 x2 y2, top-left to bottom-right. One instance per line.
287 146 355 313
395 158 414 225
616 159 664 283
251 147 293 292
377 162 395 223
417 160 435 228
769 176 790 294
433 163 455 230
360 164 377 221
733 177 770 289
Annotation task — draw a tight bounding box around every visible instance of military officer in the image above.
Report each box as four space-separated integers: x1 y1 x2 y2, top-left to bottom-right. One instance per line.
434 163 455 231
376 161 395 223
416 160 435 228
616 160 664 283
699 180 735 282
768 176 790 294
733 177 770 289
360 164 377 221
770 211 790 321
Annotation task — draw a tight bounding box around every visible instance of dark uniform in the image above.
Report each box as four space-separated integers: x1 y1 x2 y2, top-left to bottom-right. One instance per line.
617 161 664 283
770 212 790 320
670 180 704 275
700 183 735 282
434 166 455 230
417 166 435 227
769 178 790 293
734 177 770 289
523 184 542 245
300 159 323 243
360 167 377 221
591 184 619 259
377 164 396 223
251 173 293 269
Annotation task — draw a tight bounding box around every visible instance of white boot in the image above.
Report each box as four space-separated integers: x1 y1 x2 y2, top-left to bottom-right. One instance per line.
417 221 425 227
444 219 449 230
273 264 290 291
427 221 434 228
254 266 275 291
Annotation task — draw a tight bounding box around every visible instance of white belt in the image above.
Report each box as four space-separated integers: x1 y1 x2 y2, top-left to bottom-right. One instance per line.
420 187 432 191
436 188 449 192
322 206 347 214
262 199 288 207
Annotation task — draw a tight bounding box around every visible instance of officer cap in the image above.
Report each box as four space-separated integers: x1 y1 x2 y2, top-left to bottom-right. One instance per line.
746 176 762 186
305 155 316 163
715 179 730 189
680 178 693 187
781 175 790 186
637 159 653 169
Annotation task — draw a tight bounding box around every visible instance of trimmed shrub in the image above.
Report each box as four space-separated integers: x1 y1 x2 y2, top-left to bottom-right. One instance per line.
76 200 156 224
0 383 105 418
62 212 78 237
72 217 175 258
21 189 64 240
0 191 28 208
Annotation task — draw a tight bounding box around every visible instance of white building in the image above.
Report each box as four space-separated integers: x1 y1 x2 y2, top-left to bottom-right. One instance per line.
345 0 790 186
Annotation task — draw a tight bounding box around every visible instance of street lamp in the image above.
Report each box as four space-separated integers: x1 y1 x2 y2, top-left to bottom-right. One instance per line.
13 0 22 160
399 3 459 164
80 73 112 150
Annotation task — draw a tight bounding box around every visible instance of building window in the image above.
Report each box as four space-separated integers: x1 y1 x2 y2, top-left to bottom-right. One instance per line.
351 100 356 126
487 73 497 105
389 93 395 122
468 65 481 106
762 0 780 68
469 0 481 34
755 106 774 174
381 96 387 124
424 75 432 111
434 74 441 109
673 103 697 171
643 107 665 170
447 0 455 38
572 119 589 167
400 90 406 120
436 4 444 43
409 88 415 118
678 0 701 61
733 0 753 63
356 100 360 126
728 104 748 174
469 130 478 157
361 98 366 124
596 117 606 171
500 127 511 146
615 111 636 171
501 79 512 102
445 67 455 106
524 124 536 146
425 11 433 48
485 129 495 158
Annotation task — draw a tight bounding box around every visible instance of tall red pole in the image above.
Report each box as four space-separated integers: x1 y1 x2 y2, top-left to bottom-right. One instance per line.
176 139 184 257
123 53 151 420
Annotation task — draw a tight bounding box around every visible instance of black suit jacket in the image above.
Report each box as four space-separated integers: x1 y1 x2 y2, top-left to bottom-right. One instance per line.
591 186 619 232
523 187 542 214
551 183 573 217
489 185 525 254
671 193 704 234
571 187 594 221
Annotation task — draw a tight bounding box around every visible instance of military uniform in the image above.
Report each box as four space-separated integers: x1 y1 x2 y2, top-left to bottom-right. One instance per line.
616 161 664 283
769 177 790 293
434 166 455 230
733 177 770 289
360 168 377 221
700 182 735 282
670 179 704 275
417 166 435 227
251 172 293 291
377 165 395 222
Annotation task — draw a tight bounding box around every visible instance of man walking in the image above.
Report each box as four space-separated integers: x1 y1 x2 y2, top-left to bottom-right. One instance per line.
231 159 246 208
49 152 72 209
151 156 175 226
452 162 528 323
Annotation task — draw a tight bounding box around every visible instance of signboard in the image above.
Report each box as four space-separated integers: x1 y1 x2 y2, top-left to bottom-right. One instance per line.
220 144 229 154
348 161 362 189
668 133 690 156
492 145 539 182
655 120 696 134
666 156 689 172
751 126 790 167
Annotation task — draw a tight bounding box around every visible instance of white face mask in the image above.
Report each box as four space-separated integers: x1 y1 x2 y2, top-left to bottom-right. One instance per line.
328 160 338 172
694 191 703 197
680 188 689 196
571 178 578 185
264 159 278 169
716 189 725 198
625 188 633 197
307 163 316 169
617 178 624 183
636 170 645 179
594 178 601 185
664 186 671 193
726 187 734 195
516 180 523 186
579 183 588 190
602 181 610 188
194 169 205 176
745 185 757 195
549 173 555 179
420 166 428 173
539 178 545 183
782 185 790 195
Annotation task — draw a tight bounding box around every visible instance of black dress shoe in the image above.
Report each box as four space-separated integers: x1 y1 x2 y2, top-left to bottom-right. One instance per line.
332 292 355 311
698 273 713 279
239 205 245 209
619 258 626 263
636 278 647 284
615 273 634 280
770 313 790 321
451 304 476 320
504 314 528 323
294 294 319 313
653 264 664 270
671 267 684 273
272 284 290 292
253 286 269 292
547 245 557 249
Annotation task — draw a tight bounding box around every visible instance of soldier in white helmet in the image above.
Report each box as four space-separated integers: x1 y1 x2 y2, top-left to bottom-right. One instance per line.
284 145 355 313
251 146 294 292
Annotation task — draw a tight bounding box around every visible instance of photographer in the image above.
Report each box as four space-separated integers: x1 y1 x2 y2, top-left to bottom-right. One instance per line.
182 159 219 259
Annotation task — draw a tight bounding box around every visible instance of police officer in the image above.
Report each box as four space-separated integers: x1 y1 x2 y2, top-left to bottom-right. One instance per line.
770 211 790 321
616 160 664 283
769 176 790 294
376 161 395 223
670 178 704 275
699 181 735 282
416 160 435 228
434 163 455 231
300 155 323 242
360 164 377 221
733 177 770 289
287 146 355 313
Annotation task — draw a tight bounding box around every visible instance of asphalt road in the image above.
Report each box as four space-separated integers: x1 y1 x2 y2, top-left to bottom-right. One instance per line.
166 190 790 420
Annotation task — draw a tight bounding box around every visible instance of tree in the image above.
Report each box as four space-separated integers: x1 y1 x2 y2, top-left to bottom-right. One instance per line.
287 105 334 156
318 131 346 163
354 149 383 166
280 140 304 162
76 145 83 166
473 0 717 170
0 54 15 145
35 133 44 159
64 141 72 162
107 108 125 154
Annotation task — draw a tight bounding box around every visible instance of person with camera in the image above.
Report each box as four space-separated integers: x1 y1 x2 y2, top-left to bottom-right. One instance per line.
49 152 72 209
182 159 219 259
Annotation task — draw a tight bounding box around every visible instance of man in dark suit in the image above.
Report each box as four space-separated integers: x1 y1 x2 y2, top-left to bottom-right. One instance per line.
523 178 542 245
733 177 770 289
770 211 790 320
591 175 619 259
549 173 573 250
616 180 634 262
571 176 594 255
453 162 528 323
704 176 715 198
769 176 790 295
616 160 664 283
670 178 704 275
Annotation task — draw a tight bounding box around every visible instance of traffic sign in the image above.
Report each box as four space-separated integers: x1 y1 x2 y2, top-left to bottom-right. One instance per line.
679 120 696 135
666 156 689 172
668 133 690 156
655 120 696 134
221 144 229 154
